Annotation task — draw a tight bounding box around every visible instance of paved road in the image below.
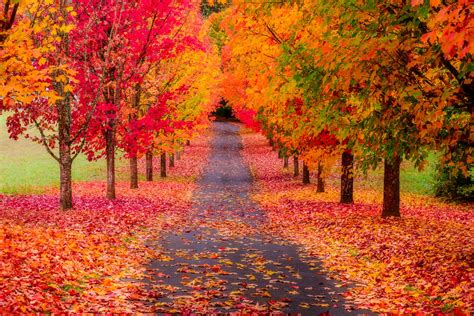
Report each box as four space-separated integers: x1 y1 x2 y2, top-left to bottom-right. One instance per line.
146 122 370 314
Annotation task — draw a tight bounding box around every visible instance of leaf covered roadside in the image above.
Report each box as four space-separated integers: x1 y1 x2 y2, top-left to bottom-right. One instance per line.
0 136 209 313
241 130 473 314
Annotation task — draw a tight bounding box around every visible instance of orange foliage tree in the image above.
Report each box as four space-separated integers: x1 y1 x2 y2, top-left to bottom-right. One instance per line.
218 0 473 216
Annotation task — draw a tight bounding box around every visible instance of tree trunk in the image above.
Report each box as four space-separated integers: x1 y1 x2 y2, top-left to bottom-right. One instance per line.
278 149 283 159
302 162 310 184
169 153 175 168
59 157 73 210
293 156 299 177
269 138 274 148
176 150 181 160
103 68 121 200
0 1 19 43
186 140 190 146
57 82 73 210
340 151 354 204
316 162 325 192
130 156 138 189
146 150 153 181
283 155 289 169
160 152 167 178
129 84 140 189
105 129 116 199
382 156 401 217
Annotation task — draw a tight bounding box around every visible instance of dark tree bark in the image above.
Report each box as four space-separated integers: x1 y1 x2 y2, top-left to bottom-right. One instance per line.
58 96 73 210
176 150 181 160
186 140 190 146
0 0 19 43
129 84 141 189
160 152 167 178
316 162 325 192
102 65 122 200
55 59 74 209
340 151 354 204
130 156 138 189
278 149 283 159
283 155 289 169
382 155 401 217
302 162 310 184
104 128 116 199
169 153 175 168
59 156 73 210
146 150 153 181
36 86 74 209
104 67 123 200
293 156 299 177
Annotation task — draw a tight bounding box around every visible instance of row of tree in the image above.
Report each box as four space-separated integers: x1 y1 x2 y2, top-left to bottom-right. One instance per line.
0 0 221 209
214 0 473 216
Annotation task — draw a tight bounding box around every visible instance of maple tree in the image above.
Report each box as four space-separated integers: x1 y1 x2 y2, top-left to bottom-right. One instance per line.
75 0 194 199
241 130 473 313
218 0 473 217
118 1 197 188
218 2 344 199
1 0 102 210
1 0 218 207
119 7 220 189
0 0 472 313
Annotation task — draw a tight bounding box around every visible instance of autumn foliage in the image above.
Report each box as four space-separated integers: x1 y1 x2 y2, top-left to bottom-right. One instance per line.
0 0 219 208
241 130 473 313
0 136 210 312
0 0 472 313
217 0 473 216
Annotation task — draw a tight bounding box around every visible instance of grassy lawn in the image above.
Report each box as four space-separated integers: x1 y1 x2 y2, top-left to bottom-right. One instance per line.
358 153 438 195
400 154 438 194
0 115 113 194
1 114 439 196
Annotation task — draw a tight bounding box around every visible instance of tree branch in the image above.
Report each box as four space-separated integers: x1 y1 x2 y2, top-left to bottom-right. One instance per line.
33 118 60 162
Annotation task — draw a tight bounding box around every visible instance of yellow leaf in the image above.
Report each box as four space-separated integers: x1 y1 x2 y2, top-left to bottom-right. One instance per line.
64 84 74 93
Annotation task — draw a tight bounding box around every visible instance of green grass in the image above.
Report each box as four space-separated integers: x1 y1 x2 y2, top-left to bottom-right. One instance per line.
1 113 440 196
0 115 112 194
311 152 439 196
400 153 438 194
357 153 438 195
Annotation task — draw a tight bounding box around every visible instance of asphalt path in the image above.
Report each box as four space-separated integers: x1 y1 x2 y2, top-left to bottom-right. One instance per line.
145 122 372 315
